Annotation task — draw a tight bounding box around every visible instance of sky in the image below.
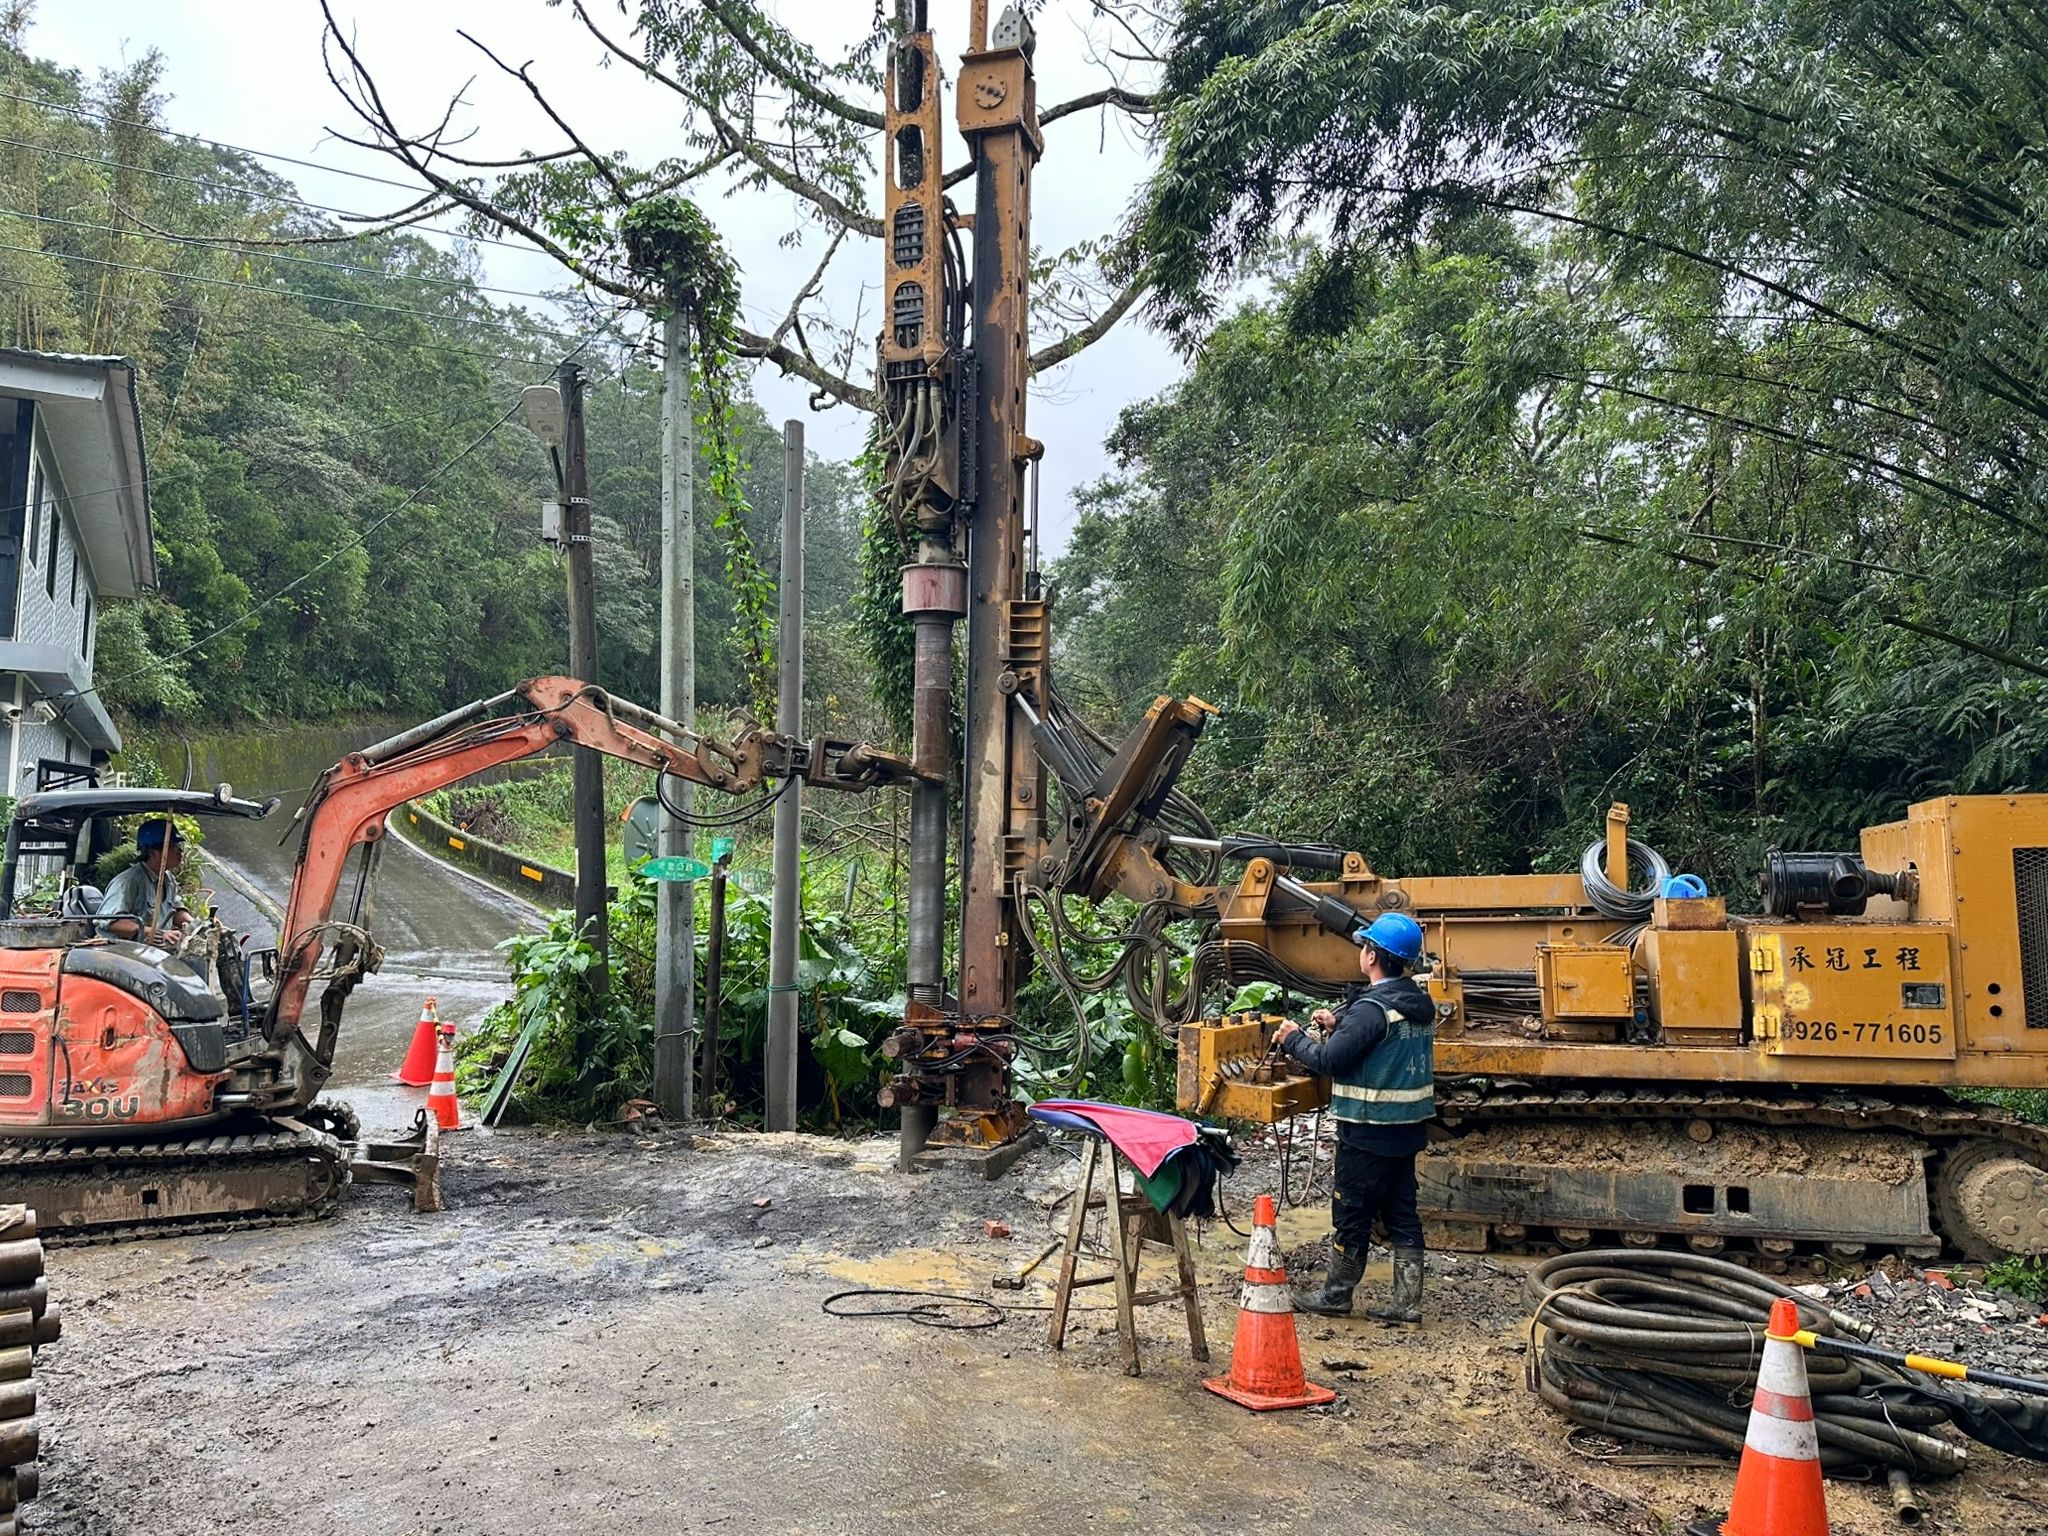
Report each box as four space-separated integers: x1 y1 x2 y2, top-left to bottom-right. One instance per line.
24 0 1187 552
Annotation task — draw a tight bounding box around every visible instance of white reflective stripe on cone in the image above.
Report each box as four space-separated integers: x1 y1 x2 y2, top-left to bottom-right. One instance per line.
1756 1336 1812 1401
1239 1282 1295 1314
1743 1404 1821 1462
1246 1226 1278 1271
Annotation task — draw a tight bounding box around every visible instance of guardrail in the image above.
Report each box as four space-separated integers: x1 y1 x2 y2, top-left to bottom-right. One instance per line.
396 799 577 906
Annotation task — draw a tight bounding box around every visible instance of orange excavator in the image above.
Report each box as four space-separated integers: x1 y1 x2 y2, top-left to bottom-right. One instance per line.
0 677 912 1240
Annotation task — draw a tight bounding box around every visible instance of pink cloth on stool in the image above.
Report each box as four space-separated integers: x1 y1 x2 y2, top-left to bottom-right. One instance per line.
1027 1099 1200 1177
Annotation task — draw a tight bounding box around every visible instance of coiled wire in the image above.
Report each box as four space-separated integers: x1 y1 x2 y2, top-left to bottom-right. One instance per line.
1529 1250 1969 1478
1578 838 1671 921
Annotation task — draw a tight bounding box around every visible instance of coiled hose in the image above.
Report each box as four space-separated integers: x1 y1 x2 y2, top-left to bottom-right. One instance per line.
1579 838 1671 921
1529 1250 1970 1478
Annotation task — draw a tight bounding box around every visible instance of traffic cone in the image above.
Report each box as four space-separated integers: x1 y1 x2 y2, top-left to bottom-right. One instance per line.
1203 1194 1337 1412
391 996 440 1086
426 1021 465 1132
1687 1297 1830 1536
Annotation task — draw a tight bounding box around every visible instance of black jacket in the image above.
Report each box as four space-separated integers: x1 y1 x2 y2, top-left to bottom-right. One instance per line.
1280 975 1436 1153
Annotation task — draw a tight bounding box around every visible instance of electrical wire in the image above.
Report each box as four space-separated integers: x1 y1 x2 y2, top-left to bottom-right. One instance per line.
1577 837 1671 921
51 311 628 709
0 131 544 255
0 204 575 303
821 1289 1005 1330
0 238 558 325
0 86 461 195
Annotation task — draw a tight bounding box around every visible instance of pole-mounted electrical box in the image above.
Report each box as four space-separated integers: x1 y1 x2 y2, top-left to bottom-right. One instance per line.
539 499 563 546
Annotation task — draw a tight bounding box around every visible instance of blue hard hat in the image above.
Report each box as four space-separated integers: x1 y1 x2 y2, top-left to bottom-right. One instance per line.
136 818 182 850
1356 911 1425 964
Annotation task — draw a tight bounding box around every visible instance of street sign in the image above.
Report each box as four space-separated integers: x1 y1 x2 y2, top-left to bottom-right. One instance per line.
712 837 735 864
639 855 712 882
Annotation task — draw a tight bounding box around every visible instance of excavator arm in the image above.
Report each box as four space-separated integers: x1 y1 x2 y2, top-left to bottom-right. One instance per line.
259 676 913 1107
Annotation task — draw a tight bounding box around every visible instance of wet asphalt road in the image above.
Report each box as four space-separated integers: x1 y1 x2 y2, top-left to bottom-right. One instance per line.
198 762 539 1134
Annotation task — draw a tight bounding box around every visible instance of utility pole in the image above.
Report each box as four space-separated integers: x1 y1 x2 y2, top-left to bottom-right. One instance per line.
764 420 804 1132
558 359 607 972
654 310 697 1120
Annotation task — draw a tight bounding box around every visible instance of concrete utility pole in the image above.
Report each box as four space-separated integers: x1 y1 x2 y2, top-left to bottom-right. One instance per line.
557 359 607 972
653 310 697 1120
764 420 804 1132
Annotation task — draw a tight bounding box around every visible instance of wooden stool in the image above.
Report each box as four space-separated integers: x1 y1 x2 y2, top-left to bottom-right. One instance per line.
1046 1134 1208 1376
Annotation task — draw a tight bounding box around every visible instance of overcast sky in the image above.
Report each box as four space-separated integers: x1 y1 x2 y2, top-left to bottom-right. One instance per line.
24 0 1183 551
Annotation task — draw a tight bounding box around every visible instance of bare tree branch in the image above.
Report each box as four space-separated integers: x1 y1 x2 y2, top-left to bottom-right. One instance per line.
771 223 849 349
702 98 883 238
735 324 878 413
318 2 642 300
701 0 884 130
1030 277 1145 373
1041 85 1160 128
456 28 632 204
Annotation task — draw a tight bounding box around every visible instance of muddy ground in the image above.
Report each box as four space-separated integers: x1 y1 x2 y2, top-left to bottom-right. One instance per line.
24 1128 2048 1536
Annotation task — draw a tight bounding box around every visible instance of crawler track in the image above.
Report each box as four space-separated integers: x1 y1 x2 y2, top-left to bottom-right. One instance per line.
1428 1079 2048 1263
0 1121 347 1247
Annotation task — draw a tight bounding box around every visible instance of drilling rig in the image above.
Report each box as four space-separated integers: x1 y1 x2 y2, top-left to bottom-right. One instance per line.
871 3 2048 1262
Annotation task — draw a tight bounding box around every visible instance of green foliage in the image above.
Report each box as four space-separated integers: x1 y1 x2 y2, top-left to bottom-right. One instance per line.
456 868 905 1127
853 430 917 744
0 32 879 732
1986 1256 2048 1304
622 194 776 721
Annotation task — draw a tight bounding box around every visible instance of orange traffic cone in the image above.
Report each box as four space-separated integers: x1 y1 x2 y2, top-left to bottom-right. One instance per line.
1688 1297 1830 1536
426 1021 465 1132
1203 1193 1337 1412
391 996 440 1086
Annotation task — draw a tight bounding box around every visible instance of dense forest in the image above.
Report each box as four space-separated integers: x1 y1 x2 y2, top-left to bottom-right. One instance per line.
0 17 872 736
1053 0 2048 891
6 0 2048 904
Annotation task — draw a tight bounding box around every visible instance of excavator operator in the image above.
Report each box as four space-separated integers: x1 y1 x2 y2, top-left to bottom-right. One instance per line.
1271 911 1434 1324
97 818 192 943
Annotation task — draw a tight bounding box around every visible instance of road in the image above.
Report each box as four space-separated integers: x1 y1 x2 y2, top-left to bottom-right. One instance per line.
197 747 541 1133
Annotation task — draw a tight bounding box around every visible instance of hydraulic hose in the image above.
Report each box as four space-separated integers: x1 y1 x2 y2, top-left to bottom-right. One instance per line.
1529 1250 1977 1478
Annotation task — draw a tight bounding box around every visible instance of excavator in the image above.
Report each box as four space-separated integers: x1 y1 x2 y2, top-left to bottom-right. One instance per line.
0 677 912 1240
873 1 2048 1263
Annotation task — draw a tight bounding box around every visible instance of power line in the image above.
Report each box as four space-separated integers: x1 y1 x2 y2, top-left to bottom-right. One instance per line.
0 237 556 325
0 132 545 257
1 204 571 304
0 86 441 195
7 269 595 375
56 313 630 711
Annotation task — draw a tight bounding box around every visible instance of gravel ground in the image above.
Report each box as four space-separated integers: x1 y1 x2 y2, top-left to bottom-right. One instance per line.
15 1123 2048 1536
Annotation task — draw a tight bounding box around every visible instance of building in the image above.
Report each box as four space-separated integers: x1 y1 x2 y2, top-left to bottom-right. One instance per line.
0 350 154 799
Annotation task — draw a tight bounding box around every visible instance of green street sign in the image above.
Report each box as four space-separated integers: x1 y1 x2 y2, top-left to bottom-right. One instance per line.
711 837 736 864
638 855 712 882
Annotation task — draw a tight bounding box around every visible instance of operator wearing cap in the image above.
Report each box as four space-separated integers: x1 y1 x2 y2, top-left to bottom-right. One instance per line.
98 819 192 943
1272 910 1434 1323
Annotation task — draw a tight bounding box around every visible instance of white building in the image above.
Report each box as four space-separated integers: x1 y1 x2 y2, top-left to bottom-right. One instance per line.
0 350 154 798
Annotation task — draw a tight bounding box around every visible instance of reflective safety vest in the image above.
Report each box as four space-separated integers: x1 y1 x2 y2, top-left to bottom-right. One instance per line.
1329 992 1435 1127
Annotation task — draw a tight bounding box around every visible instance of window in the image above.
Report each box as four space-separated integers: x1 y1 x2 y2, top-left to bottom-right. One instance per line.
44 508 57 601
68 532 78 607
80 593 91 660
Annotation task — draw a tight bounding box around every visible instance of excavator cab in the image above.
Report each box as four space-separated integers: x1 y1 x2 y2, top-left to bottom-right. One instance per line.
0 787 280 1133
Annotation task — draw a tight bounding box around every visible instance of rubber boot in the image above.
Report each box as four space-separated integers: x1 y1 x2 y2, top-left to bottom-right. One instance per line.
1298 1248 1366 1316
1367 1247 1424 1324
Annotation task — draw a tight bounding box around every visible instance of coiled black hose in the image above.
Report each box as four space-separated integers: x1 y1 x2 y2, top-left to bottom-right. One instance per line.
1528 1250 1971 1479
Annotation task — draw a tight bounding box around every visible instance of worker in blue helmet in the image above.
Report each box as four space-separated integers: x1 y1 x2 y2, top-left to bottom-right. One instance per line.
99 819 192 943
1272 909 1434 1322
